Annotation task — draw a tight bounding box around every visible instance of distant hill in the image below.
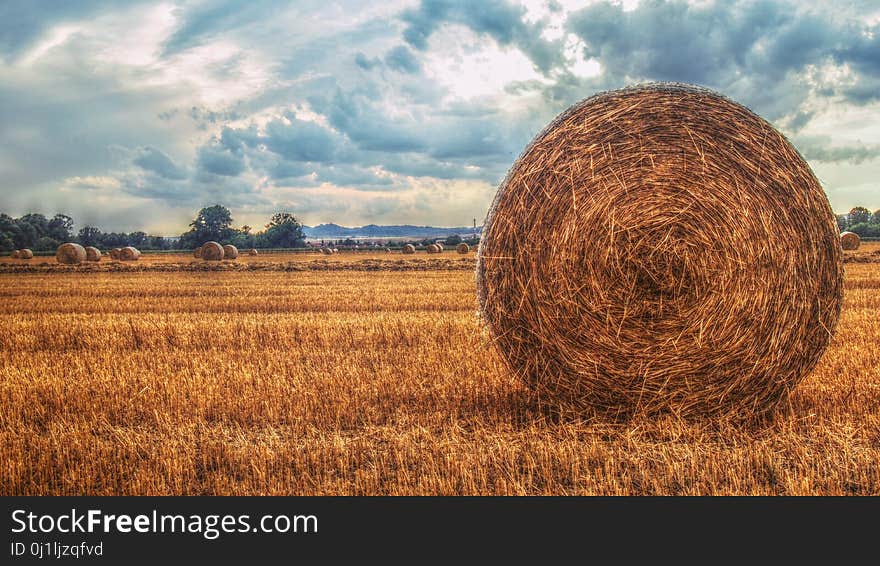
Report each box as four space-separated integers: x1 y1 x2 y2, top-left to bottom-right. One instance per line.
303 223 481 239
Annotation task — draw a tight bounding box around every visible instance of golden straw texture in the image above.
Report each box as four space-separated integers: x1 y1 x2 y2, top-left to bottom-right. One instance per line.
85 246 102 262
223 244 239 260
56 243 86 265
402 244 415 254
201 242 224 261
456 243 470 254
840 231 860 251
119 247 140 261
476 83 844 419
19 249 33 260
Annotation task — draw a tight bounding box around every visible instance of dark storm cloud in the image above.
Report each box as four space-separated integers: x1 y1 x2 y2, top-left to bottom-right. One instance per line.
564 1 879 122
794 136 880 165
0 0 123 61
133 147 188 180
196 144 245 176
262 115 341 162
400 0 562 73
384 45 421 74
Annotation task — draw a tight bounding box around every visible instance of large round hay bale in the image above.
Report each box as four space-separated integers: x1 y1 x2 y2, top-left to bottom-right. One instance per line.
456 243 470 254
402 244 415 254
248 248 258 256
840 231 860 251
110 248 121 260
223 244 239 260
201 241 224 261
19 249 33 260
56 242 86 265
426 244 440 254
11 250 20 259
120 246 140 261
193 246 203 259
476 83 843 419
84 246 102 262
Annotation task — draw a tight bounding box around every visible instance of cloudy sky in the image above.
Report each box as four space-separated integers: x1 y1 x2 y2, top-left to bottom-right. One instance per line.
1 0 878 234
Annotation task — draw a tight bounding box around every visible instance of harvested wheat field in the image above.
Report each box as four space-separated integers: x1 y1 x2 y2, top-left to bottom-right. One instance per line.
1 244 879 495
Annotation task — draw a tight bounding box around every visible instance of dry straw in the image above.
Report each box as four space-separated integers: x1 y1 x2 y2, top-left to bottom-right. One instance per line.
402 244 415 254
476 83 844 419
223 244 239 260
435 243 444 252
110 248 122 260
19 249 33 260
321 248 333 255
85 246 102 262
249 248 258 256
426 244 440 254
56 243 87 265
11 250 20 259
840 231 860 250
120 246 140 261
456 243 470 254
194 246 203 259
201 242 224 261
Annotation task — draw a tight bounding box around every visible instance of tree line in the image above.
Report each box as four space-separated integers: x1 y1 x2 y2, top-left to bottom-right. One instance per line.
0 205 306 252
838 207 880 238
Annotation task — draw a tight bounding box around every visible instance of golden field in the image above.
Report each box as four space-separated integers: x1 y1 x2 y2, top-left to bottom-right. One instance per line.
1 245 879 495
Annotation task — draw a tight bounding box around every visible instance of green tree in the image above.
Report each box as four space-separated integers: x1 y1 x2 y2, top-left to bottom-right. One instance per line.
47 214 74 241
78 226 103 247
180 205 235 247
33 236 59 251
262 212 306 248
849 206 871 225
836 214 849 231
873 209 880 224
444 234 462 246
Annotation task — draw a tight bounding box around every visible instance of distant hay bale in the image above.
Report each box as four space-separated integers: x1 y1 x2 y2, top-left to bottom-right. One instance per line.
11 250 20 259
426 244 440 254
223 244 239 260
477 83 844 419
402 244 415 254
201 241 224 261
840 231 860 251
56 242 87 265
19 249 33 260
435 243 444 252
120 246 140 261
332 248 339 254
194 246 203 259
110 248 122 260
248 248 258 256
321 247 333 255
456 243 470 254
84 246 101 262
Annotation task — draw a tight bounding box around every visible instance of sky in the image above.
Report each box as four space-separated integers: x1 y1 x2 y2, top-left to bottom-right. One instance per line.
0 0 878 235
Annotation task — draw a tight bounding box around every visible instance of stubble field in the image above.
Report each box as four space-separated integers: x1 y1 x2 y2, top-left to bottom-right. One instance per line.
1 246 879 495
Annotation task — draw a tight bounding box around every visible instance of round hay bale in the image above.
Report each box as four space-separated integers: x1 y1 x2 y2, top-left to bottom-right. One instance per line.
19 249 33 260
456 243 470 254
248 248 258 256
321 247 332 255
194 246 204 259
223 244 239 260
110 248 122 260
120 246 140 261
476 83 843 419
435 243 444 252
56 242 86 265
11 250 20 259
201 241 224 261
402 244 415 254
426 244 440 254
840 231 860 251
332 248 339 254
84 246 102 262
